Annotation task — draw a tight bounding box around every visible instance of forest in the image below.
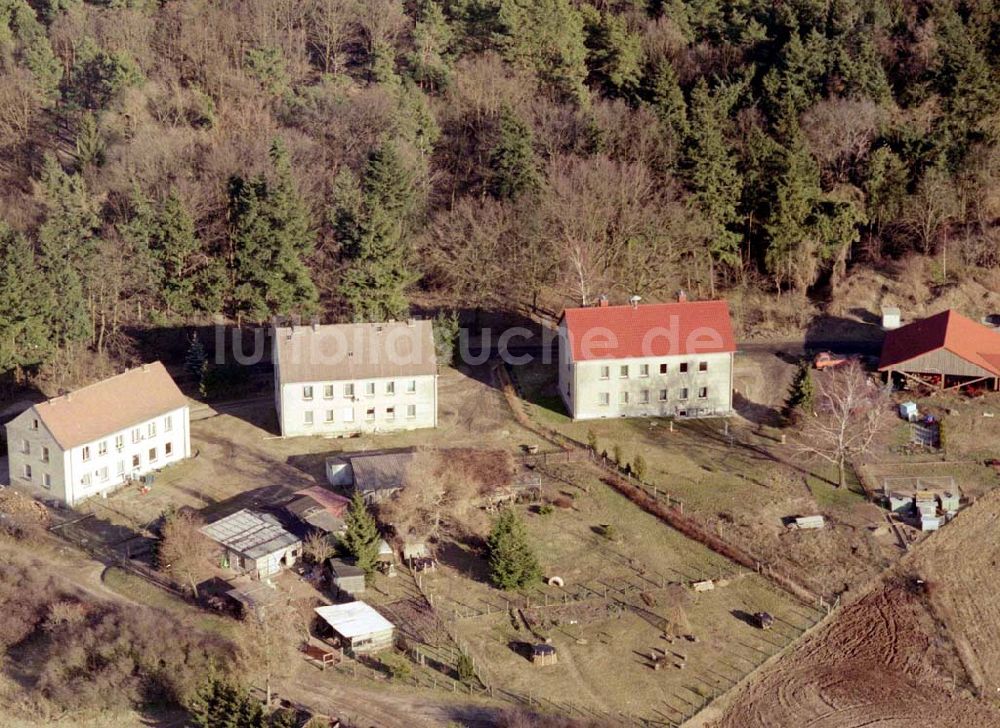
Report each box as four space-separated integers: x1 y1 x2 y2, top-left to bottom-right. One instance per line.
0 0 996 387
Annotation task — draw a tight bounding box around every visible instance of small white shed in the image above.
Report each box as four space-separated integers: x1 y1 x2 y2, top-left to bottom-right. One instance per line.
315 601 395 656
882 306 901 330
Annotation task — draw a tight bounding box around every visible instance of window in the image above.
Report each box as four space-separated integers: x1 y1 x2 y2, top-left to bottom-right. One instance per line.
620 391 629 404
620 365 629 378
639 364 649 377
699 361 708 372
132 428 141 444
304 411 314 426
599 392 610 406
30 418 39 430
302 385 314 400
165 442 173 457
164 415 173 432
81 473 91 486
659 389 668 401
82 446 90 462
639 390 650 404
386 406 396 420
99 466 109 482
20 440 29 455
342 408 355 422
148 447 157 462
365 408 376 421
659 363 667 374
116 460 125 475
406 404 416 419
365 382 375 396
132 454 140 468
148 421 156 437
325 409 335 423
98 440 108 456
386 381 395 395
679 387 689 400
41 446 49 463
344 383 355 398
698 386 708 399
22 464 31 480
406 380 417 393
679 362 689 373
599 365 610 380
115 434 124 451
42 473 51 488
323 384 334 399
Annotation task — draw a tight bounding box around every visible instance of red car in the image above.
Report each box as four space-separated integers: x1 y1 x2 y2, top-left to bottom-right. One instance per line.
813 352 849 369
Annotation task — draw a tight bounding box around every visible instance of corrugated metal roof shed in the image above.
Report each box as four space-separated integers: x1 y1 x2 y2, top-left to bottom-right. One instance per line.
314 601 393 639
201 509 301 559
349 451 415 495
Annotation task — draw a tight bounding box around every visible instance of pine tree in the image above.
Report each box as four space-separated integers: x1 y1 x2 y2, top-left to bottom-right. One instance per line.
487 509 541 590
185 333 207 395
0 224 54 375
74 112 104 168
189 675 266 728
783 361 815 422
496 0 589 105
488 106 540 200
409 0 454 88
152 191 199 316
647 60 688 140
432 310 460 368
36 155 99 346
229 139 318 322
683 81 743 292
581 6 644 97
338 144 418 321
340 492 381 575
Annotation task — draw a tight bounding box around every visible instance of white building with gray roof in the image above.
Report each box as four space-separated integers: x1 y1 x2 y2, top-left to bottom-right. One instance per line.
200 509 302 579
272 320 438 438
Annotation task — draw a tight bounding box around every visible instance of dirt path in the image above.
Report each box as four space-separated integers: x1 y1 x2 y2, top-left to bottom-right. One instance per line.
279 662 503 728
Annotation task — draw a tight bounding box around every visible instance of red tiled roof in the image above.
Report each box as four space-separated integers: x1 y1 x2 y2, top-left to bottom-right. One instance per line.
294 486 351 516
560 300 736 362
878 309 1000 376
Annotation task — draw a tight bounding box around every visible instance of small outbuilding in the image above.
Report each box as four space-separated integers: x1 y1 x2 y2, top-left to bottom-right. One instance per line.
328 558 366 596
314 601 395 656
326 456 352 487
881 306 901 330
939 491 961 513
898 401 919 422
921 516 942 532
532 644 557 666
201 509 302 580
285 486 350 535
888 492 914 514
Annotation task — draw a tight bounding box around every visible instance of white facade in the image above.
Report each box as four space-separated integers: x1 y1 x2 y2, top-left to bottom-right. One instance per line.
275 374 438 437
6 405 190 506
272 320 438 438
558 321 734 420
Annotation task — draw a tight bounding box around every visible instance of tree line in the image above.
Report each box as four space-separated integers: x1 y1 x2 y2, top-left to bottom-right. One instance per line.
0 0 996 384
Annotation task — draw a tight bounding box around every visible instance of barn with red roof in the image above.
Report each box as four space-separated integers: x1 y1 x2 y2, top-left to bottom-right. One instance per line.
557 296 737 420
878 310 1000 391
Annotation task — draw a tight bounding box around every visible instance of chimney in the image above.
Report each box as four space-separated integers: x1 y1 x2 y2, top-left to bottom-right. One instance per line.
598 295 609 308
142 363 150 372
629 295 642 309
311 316 319 332
677 290 688 303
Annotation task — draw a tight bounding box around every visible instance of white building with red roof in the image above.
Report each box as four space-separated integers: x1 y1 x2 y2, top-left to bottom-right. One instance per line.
557 297 737 420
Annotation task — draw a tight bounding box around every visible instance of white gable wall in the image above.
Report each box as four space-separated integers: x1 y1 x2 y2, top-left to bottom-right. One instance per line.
6 404 191 506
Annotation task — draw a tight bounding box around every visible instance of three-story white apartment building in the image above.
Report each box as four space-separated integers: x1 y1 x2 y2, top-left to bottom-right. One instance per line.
273 320 438 437
558 298 736 420
5 362 191 506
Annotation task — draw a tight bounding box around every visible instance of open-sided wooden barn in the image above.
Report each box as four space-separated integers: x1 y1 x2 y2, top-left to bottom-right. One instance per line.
878 310 1000 391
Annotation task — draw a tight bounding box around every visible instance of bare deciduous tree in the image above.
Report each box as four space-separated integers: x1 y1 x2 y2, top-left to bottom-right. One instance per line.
302 529 335 564
159 510 214 598
793 361 891 488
